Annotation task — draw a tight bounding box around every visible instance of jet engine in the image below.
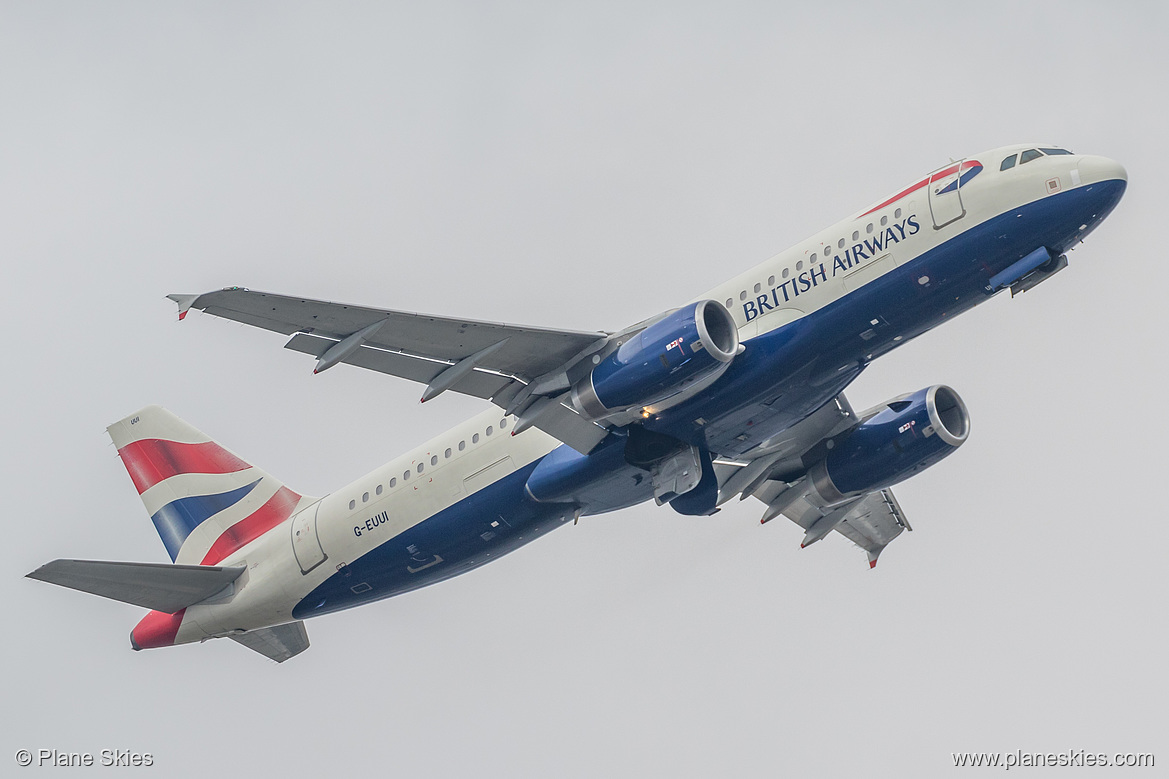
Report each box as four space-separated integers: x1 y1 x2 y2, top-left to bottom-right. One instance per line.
571 300 738 421
807 385 970 505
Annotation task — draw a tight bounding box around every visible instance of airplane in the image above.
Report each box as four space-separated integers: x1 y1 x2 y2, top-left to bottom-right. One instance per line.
28 144 1126 662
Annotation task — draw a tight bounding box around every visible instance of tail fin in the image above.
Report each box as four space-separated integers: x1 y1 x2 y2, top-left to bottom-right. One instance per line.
108 406 311 565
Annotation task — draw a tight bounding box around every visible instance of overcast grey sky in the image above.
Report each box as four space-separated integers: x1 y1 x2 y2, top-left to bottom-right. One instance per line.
4 2 1165 776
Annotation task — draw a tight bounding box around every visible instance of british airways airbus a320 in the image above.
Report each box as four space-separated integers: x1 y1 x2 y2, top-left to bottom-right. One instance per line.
30 144 1125 662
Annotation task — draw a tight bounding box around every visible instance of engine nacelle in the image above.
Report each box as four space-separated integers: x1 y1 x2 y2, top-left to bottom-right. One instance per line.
807 385 970 505
571 300 738 420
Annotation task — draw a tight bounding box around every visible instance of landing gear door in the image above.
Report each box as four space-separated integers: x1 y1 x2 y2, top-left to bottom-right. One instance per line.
927 158 967 230
291 501 327 574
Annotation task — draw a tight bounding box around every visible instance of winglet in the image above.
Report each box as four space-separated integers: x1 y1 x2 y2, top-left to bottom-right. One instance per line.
166 293 199 321
866 547 884 569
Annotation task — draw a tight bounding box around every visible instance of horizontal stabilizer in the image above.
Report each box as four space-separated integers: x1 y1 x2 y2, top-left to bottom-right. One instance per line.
27 559 245 614
229 622 310 663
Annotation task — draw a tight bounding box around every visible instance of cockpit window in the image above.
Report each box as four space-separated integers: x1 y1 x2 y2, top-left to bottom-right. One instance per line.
1019 149 1043 164
1000 155 1017 171
1040 147 1073 155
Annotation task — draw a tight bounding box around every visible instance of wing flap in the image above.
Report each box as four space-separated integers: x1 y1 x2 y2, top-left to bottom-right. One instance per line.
285 333 514 400
776 489 909 567
27 559 245 614
527 401 610 454
832 489 911 567
229 621 310 663
747 463 911 567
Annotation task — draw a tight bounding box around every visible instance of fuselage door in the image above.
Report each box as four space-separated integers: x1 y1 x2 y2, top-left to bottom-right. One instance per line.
927 159 967 230
291 501 327 574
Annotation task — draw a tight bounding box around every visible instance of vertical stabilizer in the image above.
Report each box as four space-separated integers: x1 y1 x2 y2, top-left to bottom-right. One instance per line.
108 406 311 565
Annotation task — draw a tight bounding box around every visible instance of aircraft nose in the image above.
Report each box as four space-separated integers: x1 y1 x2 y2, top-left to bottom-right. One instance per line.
1077 155 1127 186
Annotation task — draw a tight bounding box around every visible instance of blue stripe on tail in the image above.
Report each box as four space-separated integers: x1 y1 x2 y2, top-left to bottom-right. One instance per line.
150 479 261 560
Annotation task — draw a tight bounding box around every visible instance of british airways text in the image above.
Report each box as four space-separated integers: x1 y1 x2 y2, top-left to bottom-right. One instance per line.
744 214 920 322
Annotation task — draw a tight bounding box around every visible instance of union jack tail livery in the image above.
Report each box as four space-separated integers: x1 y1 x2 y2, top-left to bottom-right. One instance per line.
107 406 309 566
28 406 318 662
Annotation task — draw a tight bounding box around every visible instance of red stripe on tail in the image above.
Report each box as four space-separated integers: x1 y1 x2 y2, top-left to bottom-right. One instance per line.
117 439 250 494
200 487 302 565
131 608 185 649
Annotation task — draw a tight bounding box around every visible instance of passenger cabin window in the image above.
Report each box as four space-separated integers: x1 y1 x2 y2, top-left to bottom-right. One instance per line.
1000 155 1017 171
376 485 383 496
1020 149 1043 164
348 499 356 510
1040 148 1073 155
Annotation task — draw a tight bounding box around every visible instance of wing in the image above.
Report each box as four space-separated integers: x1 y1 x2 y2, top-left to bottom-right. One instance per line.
170 288 613 454
714 392 912 568
832 490 911 568
714 393 858 503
